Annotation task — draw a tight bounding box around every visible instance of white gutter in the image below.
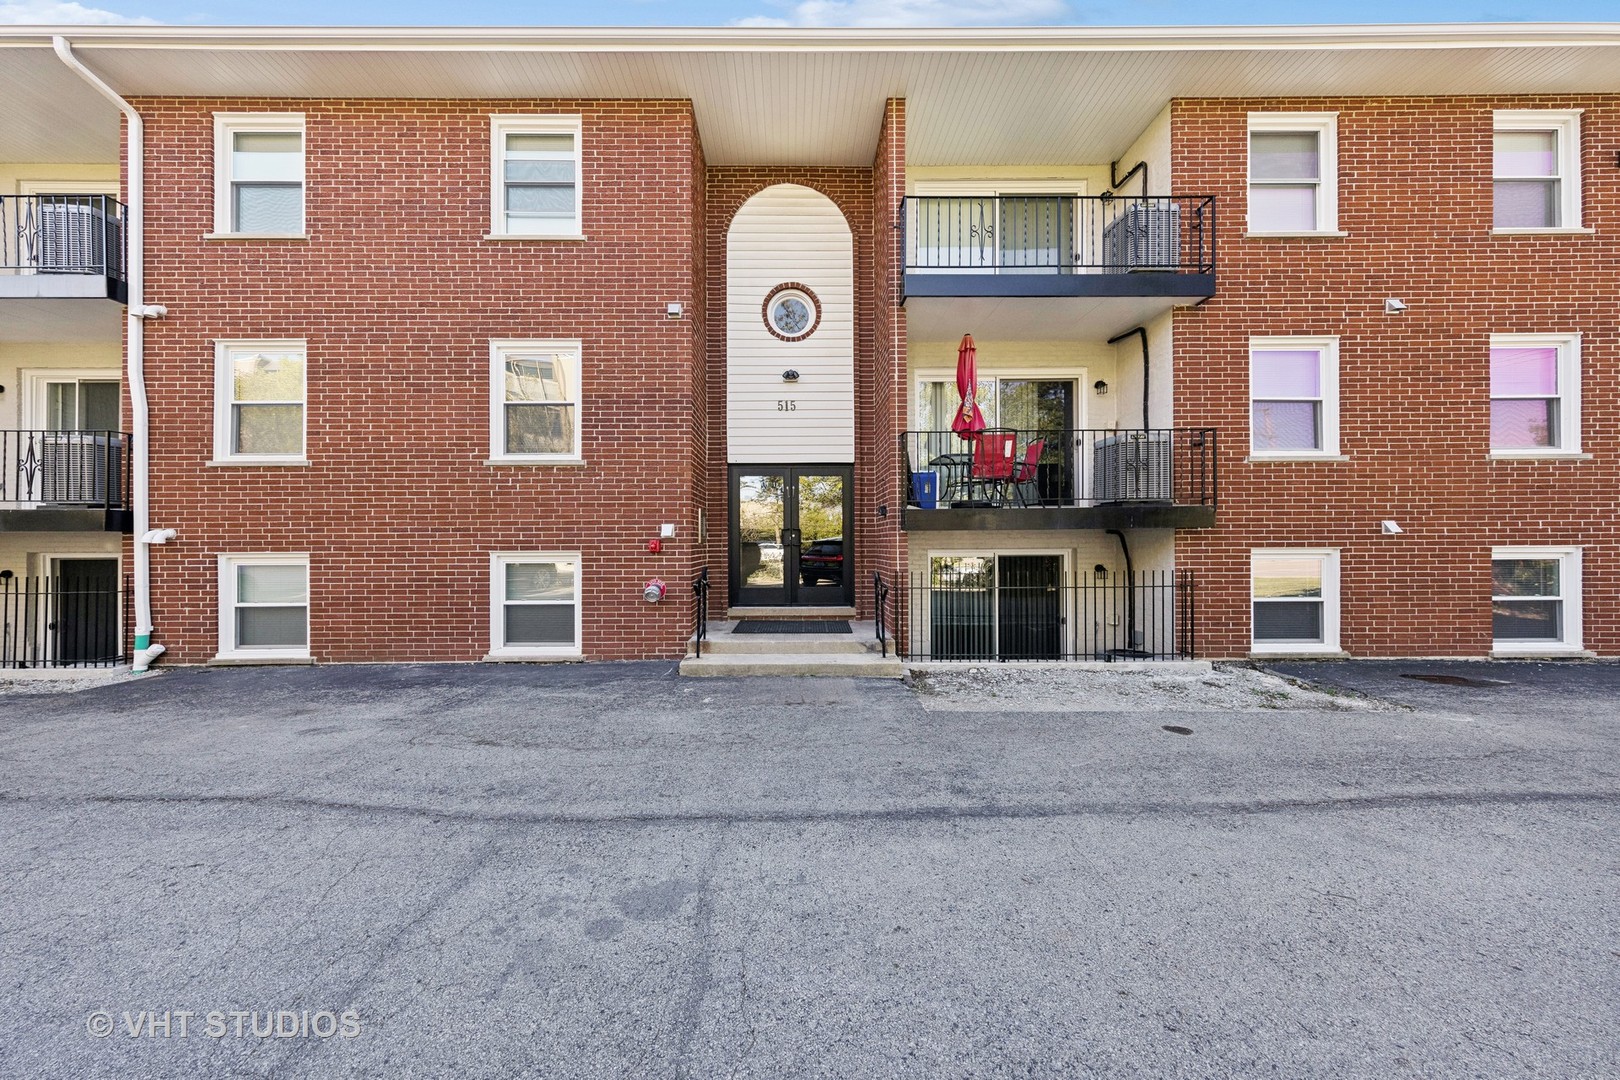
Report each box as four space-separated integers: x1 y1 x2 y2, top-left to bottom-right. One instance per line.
52 35 166 673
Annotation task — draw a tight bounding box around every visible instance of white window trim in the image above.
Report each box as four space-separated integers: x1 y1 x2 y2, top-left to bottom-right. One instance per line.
488 339 583 464
1251 548 1341 656
212 340 309 466
488 114 584 240
210 113 306 238
1492 110 1583 234
488 552 584 660
1246 112 1342 237
1491 546 1583 656
215 553 310 662
1248 336 1340 460
1489 333 1581 458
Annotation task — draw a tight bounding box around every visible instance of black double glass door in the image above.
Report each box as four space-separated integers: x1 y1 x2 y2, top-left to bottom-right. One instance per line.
730 466 853 607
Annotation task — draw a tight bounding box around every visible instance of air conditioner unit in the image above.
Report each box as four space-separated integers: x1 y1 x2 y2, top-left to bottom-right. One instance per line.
39 433 123 505
35 202 114 275
1102 201 1181 271
1093 432 1172 502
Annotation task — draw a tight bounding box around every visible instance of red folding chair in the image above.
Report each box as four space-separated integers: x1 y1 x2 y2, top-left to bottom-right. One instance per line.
966 430 1016 505
1009 438 1046 506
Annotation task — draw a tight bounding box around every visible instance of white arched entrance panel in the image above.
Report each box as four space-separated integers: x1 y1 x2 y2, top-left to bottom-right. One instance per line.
726 184 854 463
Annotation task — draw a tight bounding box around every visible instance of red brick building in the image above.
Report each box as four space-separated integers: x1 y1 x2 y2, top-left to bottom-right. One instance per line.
1 26 1616 668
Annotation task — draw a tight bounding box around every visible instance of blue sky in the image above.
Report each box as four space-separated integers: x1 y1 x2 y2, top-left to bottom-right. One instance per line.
3 0 1618 28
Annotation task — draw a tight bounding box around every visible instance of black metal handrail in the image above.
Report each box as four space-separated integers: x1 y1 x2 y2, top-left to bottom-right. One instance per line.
902 194 1215 275
1 573 132 668
692 568 710 659
873 571 891 658
900 428 1217 510
903 570 1194 663
1 430 134 510
1 195 127 279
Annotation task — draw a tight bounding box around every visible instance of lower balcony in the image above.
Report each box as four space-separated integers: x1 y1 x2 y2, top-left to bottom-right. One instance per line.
1 195 128 343
900 428 1217 531
0 429 134 533
0 572 131 669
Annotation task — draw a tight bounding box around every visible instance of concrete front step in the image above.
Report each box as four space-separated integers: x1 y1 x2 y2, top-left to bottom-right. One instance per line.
679 652 905 678
687 621 886 657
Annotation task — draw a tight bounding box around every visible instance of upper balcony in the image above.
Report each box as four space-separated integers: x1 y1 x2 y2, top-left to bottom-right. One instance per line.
900 427 1217 532
0 429 134 533
901 195 1215 340
1 195 128 343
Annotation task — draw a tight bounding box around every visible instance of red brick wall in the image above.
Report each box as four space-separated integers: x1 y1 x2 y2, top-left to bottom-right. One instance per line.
870 100 909 638
131 97 706 663
1172 96 1620 657
702 166 876 616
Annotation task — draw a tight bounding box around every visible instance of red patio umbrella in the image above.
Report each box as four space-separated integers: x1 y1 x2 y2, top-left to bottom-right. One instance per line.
951 333 987 440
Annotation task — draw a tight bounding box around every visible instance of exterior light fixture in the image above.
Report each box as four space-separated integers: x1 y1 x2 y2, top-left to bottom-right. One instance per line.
1093 380 1108 395
783 369 800 382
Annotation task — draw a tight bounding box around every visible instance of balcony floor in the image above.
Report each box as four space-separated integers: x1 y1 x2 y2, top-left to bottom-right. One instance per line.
904 288 1211 343
0 295 125 343
903 503 1215 531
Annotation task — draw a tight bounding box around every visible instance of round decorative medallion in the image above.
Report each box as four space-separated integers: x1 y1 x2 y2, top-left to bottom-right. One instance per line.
762 283 821 342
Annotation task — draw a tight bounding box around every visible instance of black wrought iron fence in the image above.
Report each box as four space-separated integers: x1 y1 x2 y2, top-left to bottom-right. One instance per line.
903 570 1194 662
902 194 1215 274
901 428 1216 510
1 430 133 509
1 195 127 278
0 573 131 668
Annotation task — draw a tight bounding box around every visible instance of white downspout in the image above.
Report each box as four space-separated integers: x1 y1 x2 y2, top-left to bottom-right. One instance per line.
53 36 166 672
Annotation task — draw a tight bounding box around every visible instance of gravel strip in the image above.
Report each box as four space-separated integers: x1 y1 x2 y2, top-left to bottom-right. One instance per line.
0 668 150 696
907 661 1403 712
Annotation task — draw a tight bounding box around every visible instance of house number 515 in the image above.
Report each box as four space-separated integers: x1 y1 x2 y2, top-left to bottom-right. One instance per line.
777 400 797 411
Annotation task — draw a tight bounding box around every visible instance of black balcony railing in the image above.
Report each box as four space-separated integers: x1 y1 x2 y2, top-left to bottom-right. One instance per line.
0 573 132 668
903 570 1194 663
901 428 1217 511
902 195 1215 275
1 430 133 511
1 195 127 279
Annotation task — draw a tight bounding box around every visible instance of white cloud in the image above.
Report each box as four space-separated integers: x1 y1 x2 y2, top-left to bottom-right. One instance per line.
0 0 158 23
734 0 1068 27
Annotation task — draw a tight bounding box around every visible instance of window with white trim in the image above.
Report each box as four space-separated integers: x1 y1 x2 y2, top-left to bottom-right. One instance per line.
218 555 309 659
490 116 583 237
1493 111 1582 231
490 340 581 462
213 114 305 235
491 554 581 656
1490 334 1580 455
1249 337 1339 458
1252 550 1340 653
214 341 306 463
1492 547 1582 653
1248 113 1338 234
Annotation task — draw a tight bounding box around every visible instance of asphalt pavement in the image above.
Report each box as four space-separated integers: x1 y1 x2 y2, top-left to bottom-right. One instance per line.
1 659 1616 1079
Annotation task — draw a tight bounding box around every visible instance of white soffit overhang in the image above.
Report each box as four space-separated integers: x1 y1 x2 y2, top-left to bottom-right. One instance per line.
2 24 1620 165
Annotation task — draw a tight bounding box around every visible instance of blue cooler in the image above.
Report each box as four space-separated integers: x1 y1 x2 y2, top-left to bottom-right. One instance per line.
911 470 938 509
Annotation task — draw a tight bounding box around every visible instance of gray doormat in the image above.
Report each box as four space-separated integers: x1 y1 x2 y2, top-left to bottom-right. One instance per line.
732 620 853 635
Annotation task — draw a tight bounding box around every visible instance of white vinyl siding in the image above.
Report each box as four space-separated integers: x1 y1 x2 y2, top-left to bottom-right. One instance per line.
726 184 854 463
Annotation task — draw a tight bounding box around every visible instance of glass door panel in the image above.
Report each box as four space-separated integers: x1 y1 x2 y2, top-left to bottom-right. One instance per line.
731 467 853 607
796 473 847 603
735 471 788 606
